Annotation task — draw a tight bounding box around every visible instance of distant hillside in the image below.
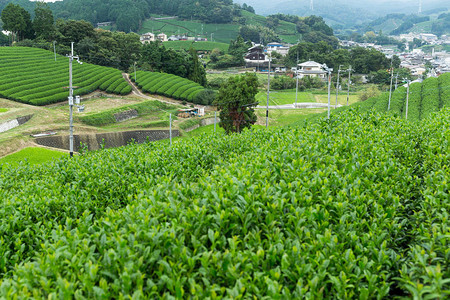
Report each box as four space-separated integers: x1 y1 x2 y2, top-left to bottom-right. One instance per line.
360 10 450 36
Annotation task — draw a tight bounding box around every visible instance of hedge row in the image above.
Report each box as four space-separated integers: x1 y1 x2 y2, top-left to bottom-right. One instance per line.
0 47 132 105
439 72 450 108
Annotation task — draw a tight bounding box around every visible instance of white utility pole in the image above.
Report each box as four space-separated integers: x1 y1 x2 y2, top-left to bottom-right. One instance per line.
323 64 333 119
67 42 82 157
346 65 352 106
266 53 271 128
295 53 299 108
395 73 399 90
335 65 343 108
388 59 394 110
169 113 172 145
405 79 410 119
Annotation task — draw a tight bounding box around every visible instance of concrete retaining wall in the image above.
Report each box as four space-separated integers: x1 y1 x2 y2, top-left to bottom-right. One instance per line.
0 115 33 133
35 130 180 152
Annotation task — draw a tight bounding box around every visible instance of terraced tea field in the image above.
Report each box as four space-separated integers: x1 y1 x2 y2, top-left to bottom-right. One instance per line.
0 47 131 106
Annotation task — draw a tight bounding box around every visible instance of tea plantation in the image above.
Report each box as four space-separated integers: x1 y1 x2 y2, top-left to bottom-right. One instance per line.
0 47 131 106
0 107 448 298
323 72 450 121
132 70 205 102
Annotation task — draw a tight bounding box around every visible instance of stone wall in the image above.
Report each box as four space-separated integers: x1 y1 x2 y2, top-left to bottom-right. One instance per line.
0 114 33 133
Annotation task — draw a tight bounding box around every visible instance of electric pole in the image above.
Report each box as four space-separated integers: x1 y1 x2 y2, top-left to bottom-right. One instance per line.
295 53 299 108
323 64 333 120
67 42 82 157
395 72 399 90
346 65 352 106
404 79 410 120
266 53 271 128
388 59 394 110
335 65 343 108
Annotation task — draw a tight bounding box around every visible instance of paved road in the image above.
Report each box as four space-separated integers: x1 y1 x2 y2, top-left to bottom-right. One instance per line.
257 102 343 109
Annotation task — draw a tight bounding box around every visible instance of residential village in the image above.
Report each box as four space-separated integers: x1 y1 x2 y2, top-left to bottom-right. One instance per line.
140 31 450 79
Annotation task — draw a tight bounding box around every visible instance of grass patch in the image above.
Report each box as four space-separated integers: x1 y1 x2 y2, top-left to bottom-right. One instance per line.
164 41 229 52
256 108 328 127
0 108 8 113
79 100 176 126
256 91 316 106
178 118 201 130
0 147 65 167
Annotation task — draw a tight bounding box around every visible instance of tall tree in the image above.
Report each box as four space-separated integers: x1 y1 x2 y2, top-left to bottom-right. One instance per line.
33 2 55 40
1 3 34 42
214 73 259 134
187 47 206 86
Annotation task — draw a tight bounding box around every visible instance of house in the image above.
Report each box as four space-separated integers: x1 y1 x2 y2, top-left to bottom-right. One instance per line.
244 45 269 69
296 61 326 79
266 42 290 56
140 32 155 44
157 33 168 42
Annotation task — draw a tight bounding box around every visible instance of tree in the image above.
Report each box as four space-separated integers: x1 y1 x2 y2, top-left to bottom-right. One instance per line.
214 73 259 134
1 3 34 42
187 47 206 86
33 2 55 40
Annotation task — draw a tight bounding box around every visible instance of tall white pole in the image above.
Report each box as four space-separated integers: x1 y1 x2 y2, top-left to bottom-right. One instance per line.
169 113 172 145
327 69 332 119
405 80 410 120
388 60 394 110
69 42 74 157
335 65 342 108
347 66 351 106
295 54 299 108
266 54 271 128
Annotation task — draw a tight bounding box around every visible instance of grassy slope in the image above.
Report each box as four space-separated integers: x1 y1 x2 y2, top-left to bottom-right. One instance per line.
139 11 300 44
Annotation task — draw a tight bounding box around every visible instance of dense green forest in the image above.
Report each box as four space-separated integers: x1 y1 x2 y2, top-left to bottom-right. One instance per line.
0 0 254 32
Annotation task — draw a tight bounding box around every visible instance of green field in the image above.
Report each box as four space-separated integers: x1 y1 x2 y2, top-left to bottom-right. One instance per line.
0 108 7 113
0 147 65 167
410 20 434 33
256 90 316 106
0 47 131 105
140 18 240 43
139 12 300 44
0 107 448 298
163 41 229 52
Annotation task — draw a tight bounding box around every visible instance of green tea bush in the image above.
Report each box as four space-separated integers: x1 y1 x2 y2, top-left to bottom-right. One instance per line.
0 109 449 298
407 82 422 121
420 77 440 119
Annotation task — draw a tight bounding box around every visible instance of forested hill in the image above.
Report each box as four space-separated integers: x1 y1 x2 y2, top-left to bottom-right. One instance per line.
0 0 253 32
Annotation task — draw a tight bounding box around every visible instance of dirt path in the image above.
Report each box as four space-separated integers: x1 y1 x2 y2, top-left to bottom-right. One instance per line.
122 73 191 107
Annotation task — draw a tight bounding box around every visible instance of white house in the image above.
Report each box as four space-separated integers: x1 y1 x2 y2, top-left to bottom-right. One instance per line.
140 32 155 44
157 33 168 42
266 42 290 56
296 61 326 79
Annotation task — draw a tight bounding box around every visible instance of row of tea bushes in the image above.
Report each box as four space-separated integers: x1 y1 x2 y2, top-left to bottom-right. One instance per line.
0 47 131 105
